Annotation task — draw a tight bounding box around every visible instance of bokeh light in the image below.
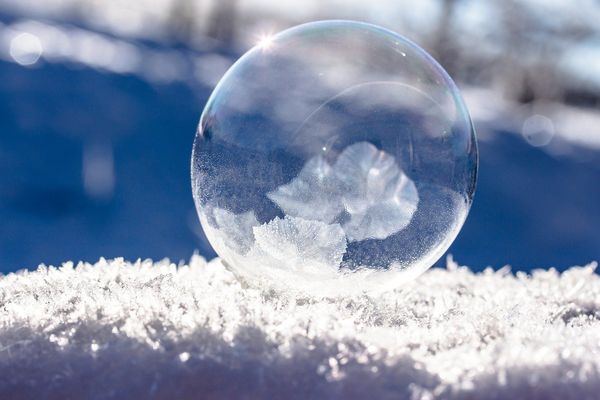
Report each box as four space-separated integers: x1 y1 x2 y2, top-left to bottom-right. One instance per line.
10 32 43 66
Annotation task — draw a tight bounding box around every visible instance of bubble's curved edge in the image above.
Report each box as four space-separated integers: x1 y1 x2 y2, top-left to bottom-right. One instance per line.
191 20 479 295
195 19 478 208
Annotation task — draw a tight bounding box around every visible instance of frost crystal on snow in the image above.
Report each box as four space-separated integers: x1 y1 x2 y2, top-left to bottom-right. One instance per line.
0 257 599 399
267 141 419 242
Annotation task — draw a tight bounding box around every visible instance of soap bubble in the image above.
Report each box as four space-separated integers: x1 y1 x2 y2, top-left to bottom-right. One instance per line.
192 21 477 295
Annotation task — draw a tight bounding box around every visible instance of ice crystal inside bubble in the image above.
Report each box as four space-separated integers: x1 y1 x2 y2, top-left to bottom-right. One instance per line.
267 142 419 242
192 20 478 295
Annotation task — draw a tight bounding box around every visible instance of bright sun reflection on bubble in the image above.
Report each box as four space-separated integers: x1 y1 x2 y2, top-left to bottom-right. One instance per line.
10 32 43 66
256 34 274 50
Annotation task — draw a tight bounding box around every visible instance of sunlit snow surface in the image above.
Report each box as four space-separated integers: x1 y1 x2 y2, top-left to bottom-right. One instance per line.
1 256 599 399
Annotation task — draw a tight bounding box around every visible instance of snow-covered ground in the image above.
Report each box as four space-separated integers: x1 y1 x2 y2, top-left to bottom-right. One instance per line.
1 256 599 399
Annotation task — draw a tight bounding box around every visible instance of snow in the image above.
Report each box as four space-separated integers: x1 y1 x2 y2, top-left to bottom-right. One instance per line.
0 256 599 399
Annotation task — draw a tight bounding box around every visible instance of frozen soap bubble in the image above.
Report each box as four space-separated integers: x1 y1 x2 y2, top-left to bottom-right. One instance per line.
192 20 477 296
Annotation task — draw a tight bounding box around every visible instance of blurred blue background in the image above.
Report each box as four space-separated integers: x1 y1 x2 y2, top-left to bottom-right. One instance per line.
1 0 599 274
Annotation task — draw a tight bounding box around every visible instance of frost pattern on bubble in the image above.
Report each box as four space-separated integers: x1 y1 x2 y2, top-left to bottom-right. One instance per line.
252 215 347 274
267 141 419 242
266 156 342 224
335 142 419 241
204 207 259 255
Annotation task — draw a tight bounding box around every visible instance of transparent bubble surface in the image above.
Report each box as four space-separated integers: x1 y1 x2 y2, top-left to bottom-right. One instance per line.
192 21 477 295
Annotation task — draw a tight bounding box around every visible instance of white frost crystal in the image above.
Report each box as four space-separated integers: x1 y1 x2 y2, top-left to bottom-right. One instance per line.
200 143 423 287
267 141 419 242
203 206 259 254
334 142 418 241
1 257 599 399
266 156 342 224
252 215 347 273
